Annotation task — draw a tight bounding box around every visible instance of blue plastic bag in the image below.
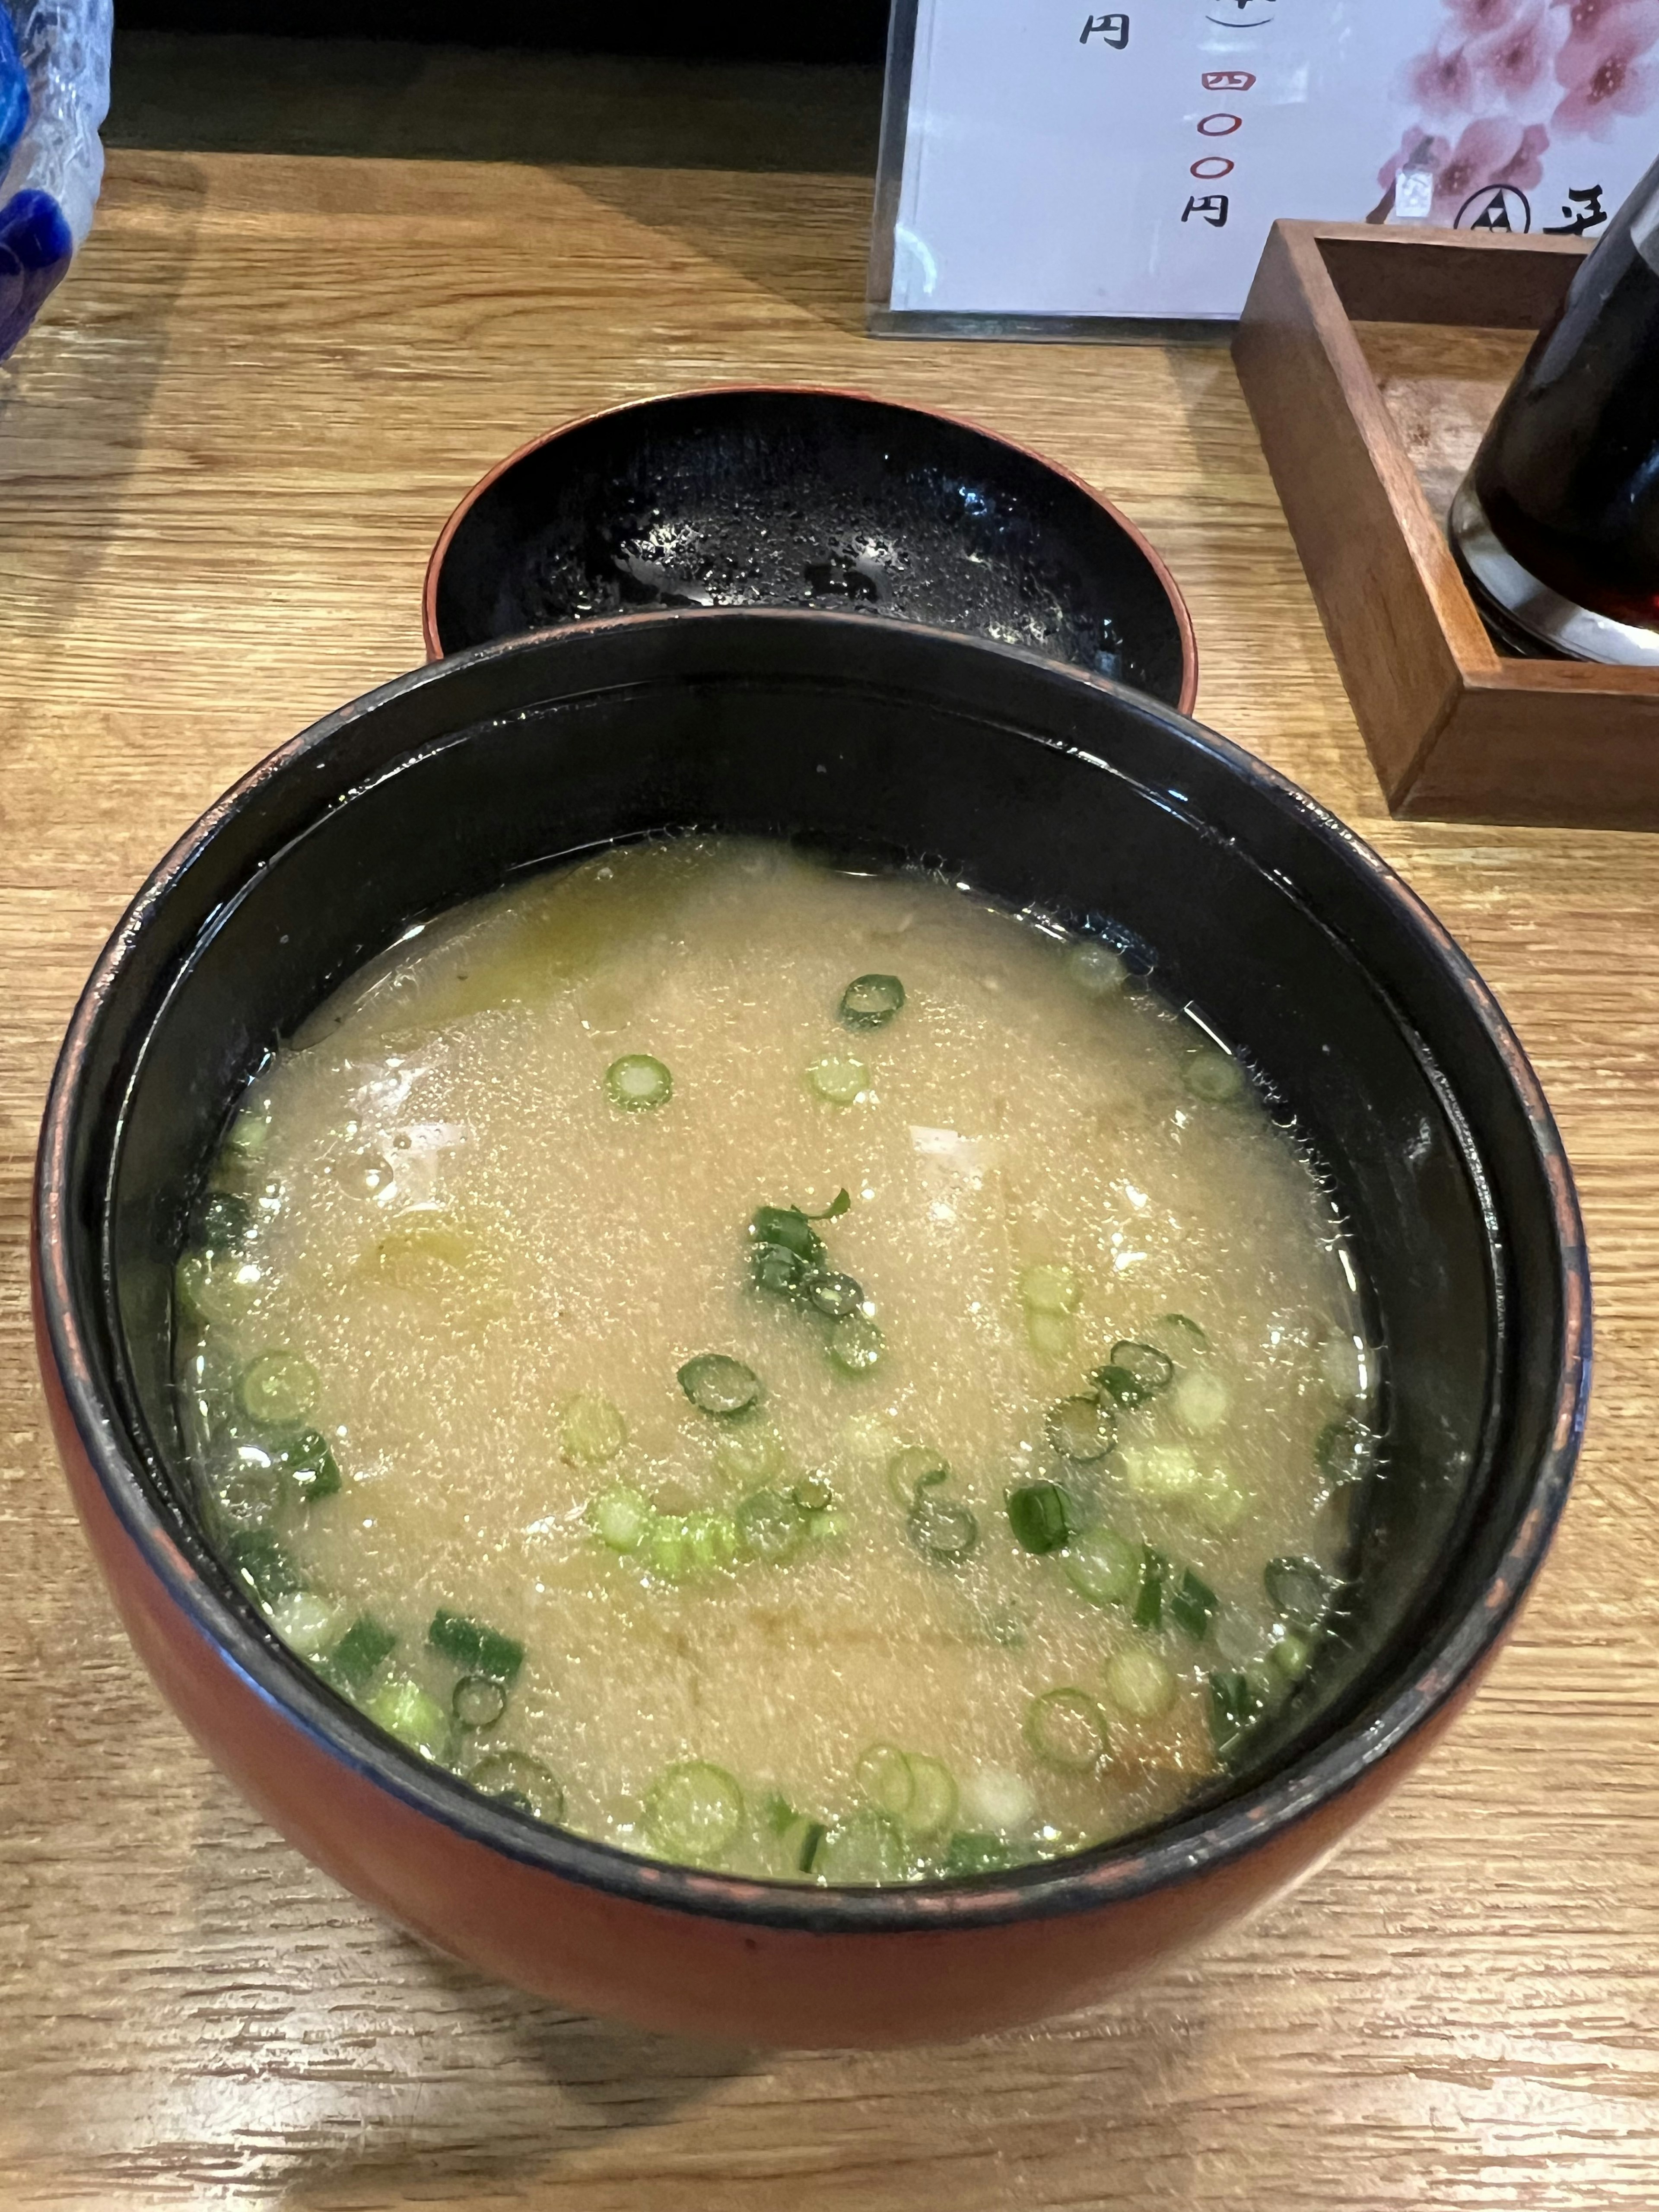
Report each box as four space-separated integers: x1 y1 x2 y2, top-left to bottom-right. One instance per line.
0 0 112 362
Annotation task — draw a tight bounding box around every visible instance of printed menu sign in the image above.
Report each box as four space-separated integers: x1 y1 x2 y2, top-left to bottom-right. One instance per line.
871 0 1659 327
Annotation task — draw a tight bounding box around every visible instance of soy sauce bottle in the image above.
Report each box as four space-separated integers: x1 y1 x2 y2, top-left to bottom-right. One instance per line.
1452 152 1659 663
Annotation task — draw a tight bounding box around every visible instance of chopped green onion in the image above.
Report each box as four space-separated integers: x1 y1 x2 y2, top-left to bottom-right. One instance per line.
644 1518 692 1580
1024 1686 1111 1773
908 1493 979 1566
279 1428 342 1505
1168 1567 1218 1643
827 1312 884 1375
267 1590 348 1662
1265 1554 1337 1629
196 1191 255 1253
792 1473 834 1513
945 1831 1019 1877
1120 1442 1202 1500
806 1055 870 1106
1065 941 1127 997
816 1809 907 1884
1185 1049 1246 1103
736 1487 809 1564
761 1790 797 1837
1272 1629 1316 1681
959 1764 1037 1834
855 1741 915 1822
226 1100 272 1158
469 1748 565 1823
452 1673 509 1729
428 1608 524 1684
1191 1471 1252 1532
748 1206 826 1264
236 1351 321 1431
1133 1548 1166 1632
1018 1264 1080 1315
1006 1481 1076 1555
1103 1646 1176 1719
561 1392 627 1466
1025 1310 1075 1363
363 1677 450 1761
644 1760 744 1864
175 1249 260 1327
1317 1414 1376 1486
800 1270 866 1320
791 1817 828 1874
887 1444 950 1507
605 1053 673 1111
753 1242 809 1296
208 1446 285 1529
1157 1312 1209 1347
1209 1670 1268 1759
678 1353 761 1416
1094 1340 1174 1408
589 1485 653 1553
903 1754 959 1840
1172 1370 1230 1433
715 1424 784 1485
686 1510 741 1571
1060 1525 1140 1608
805 1189 852 1221
1046 1394 1117 1462
226 1527 302 1607
323 1613 397 1693
839 973 906 1029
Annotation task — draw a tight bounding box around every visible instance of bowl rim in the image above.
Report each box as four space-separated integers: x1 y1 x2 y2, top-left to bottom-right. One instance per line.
419 381 1201 713
35 608 1588 1938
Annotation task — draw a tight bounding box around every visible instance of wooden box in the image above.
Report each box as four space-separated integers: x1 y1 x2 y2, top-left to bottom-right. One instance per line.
1233 220 1659 830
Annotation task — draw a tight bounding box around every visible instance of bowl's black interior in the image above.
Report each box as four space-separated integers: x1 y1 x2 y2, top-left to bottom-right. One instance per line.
429 388 1190 703
54 610 1581 1928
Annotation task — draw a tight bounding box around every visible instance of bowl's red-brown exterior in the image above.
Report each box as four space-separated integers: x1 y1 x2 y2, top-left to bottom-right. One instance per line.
36 1251 1469 2044
420 386 1201 717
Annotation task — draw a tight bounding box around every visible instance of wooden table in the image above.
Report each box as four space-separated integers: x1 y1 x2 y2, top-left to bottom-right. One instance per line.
3 147 1656 2212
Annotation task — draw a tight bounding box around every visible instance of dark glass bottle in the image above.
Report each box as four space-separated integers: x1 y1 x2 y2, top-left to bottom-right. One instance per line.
1452 153 1659 664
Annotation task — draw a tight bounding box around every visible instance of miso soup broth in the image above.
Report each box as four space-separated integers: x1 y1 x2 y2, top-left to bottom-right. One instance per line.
174 836 1377 1885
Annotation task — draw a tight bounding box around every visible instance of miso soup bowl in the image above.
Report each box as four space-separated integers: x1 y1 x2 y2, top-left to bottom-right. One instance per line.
34 610 1588 2048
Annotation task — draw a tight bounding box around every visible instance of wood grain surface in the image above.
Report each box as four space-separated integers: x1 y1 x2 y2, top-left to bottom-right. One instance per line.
3 147 1658 2212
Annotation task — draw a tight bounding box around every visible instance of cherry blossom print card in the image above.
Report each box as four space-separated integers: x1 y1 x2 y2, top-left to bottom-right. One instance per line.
868 0 1659 331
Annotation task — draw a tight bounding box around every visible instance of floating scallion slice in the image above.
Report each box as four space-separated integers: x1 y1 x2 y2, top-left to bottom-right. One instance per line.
1024 1686 1111 1774
1059 1525 1140 1608
267 1590 349 1662
363 1677 450 1762
1046 1394 1117 1462
816 1808 907 1884
1167 1566 1218 1643
887 1443 951 1507
324 1613 397 1693
175 1250 260 1328
279 1428 342 1504
470 1748 565 1823
827 1312 884 1375
753 1242 809 1296
1265 1554 1337 1629
1094 1340 1175 1409
1065 941 1127 998
791 1817 828 1875
903 1754 959 1840
1018 1263 1079 1316
1133 1548 1166 1633
945 1831 1019 1877
855 1742 915 1822
428 1608 525 1684
236 1350 321 1431
839 973 906 1030
1102 1646 1176 1719
1184 1049 1246 1104
604 1053 673 1111
1272 1629 1315 1681
1209 1670 1268 1760
452 1674 509 1730
561 1392 627 1466
792 1473 834 1514
800 1270 866 1320
908 1493 979 1566
226 1099 272 1158
196 1191 255 1253
748 1205 826 1265
806 1055 870 1106
645 1760 744 1863
715 1423 785 1486
589 1485 653 1553
226 1528 303 1607
1006 1481 1075 1556
736 1486 809 1564
678 1353 761 1416
1316 1414 1376 1486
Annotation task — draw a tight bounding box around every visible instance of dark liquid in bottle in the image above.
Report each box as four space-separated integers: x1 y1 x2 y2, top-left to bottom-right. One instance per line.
1469 155 1659 635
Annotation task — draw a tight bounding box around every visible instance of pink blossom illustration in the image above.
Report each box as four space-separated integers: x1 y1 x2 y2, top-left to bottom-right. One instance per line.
1553 0 1659 135
1405 37 1479 114
1375 116 1549 222
1470 0 1571 105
